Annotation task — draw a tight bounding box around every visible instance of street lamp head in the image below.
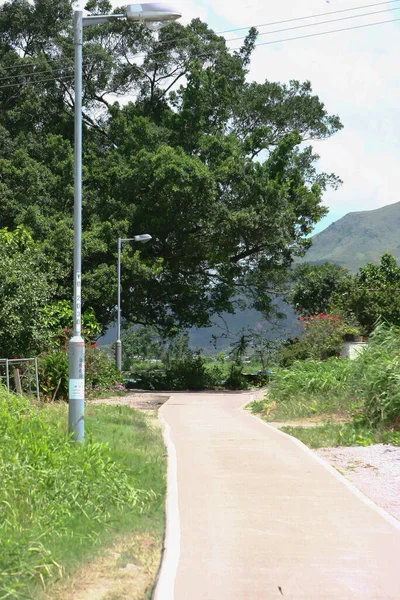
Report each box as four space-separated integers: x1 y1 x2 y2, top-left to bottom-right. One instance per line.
126 3 182 30
133 234 152 243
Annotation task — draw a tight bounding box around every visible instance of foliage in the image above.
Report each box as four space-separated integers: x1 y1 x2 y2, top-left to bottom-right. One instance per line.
0 0 342 334
345 253 400 334
165 354 210 390
85 344 124 395
0 227 56 357
276 336 311 367
38 350 69 401
39 345 124 401
253 324 400 433
288 262 353 316
301 313 362 361
121 325 165 369
0 392 160 598
225 364 249 390
351 324 400 427
290 254 400 335
269 358 352 402
41 300 102 347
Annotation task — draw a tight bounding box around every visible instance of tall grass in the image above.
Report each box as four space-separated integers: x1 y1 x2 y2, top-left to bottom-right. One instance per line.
0 389 165 598
253 358 355 420
351 324 400 427
252 323 400 435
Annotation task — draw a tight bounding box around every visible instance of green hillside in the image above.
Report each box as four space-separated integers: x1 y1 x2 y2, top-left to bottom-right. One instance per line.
306 201 400 271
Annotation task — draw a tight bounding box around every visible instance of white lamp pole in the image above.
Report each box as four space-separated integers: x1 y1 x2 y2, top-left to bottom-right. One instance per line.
116 234 152 370
69 4 181 442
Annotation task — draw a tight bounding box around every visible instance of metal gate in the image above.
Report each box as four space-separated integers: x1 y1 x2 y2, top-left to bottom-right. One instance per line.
0 358 40 400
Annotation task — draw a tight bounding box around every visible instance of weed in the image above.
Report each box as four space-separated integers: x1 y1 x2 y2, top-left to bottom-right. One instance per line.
0 390 166 598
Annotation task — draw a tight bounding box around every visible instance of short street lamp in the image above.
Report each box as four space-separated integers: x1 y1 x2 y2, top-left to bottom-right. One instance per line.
69 4 181 442
116 235 152 370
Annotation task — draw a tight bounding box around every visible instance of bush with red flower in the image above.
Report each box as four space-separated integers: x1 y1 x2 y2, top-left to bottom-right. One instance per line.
301 313 363 360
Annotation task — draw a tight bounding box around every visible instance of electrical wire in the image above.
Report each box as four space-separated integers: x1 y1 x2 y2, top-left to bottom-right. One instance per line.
1 0 399 74
243 15 400 49
0 13 399 91
0 74 74 90
219 0 400 33
225 5 400 42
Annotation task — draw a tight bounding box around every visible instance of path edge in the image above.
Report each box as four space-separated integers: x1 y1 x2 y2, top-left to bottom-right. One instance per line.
152 401 181 600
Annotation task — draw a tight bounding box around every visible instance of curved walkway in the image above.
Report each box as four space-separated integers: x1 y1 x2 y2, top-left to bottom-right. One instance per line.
154 392 400 600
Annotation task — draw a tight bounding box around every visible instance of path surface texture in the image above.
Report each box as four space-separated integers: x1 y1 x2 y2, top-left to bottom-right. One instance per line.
154 392 400 600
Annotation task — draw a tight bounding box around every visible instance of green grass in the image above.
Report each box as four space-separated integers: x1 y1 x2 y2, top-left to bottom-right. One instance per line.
251 358 357 421
281 423 400 449
250 337 400 449
0 390 166 599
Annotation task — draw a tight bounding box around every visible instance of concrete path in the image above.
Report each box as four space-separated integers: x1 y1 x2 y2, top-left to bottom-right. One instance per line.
154 392 400 600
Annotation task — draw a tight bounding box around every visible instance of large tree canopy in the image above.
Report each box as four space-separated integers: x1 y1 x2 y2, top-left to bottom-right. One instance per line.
0 0 342 333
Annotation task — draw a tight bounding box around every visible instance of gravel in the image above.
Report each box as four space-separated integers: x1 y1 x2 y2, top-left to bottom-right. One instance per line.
317 444 400 522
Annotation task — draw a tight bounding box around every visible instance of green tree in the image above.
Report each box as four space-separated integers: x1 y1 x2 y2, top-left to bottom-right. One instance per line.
121 326 165 367
0 228 56 357
288 262 354 316
341 253 400 333
0 0 343 333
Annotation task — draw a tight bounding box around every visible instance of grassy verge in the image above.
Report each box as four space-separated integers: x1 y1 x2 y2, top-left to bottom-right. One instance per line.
280 423 400 449
250 354 400 449
0 390 166 599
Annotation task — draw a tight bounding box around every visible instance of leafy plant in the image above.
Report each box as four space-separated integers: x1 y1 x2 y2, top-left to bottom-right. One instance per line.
39 345 124 401
38 350 69 401
0 391 154 597
351 323 400 427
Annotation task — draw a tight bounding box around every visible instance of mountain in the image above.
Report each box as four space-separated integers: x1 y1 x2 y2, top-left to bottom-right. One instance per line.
305 201 400 272
100 300 301 354
189 299 301 352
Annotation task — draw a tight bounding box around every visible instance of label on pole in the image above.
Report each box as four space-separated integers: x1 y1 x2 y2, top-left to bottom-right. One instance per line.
76 272 82 332
69 379 85 399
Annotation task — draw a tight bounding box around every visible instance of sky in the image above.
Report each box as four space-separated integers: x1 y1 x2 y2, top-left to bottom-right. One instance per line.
79 1 400 233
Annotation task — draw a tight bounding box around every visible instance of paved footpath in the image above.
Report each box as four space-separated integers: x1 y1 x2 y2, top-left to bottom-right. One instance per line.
154 392 400 600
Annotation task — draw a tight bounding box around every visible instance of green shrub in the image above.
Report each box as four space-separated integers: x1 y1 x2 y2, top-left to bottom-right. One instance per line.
38 346 125 400
85 345 125 395
165 355 209 390
38 350 69 401
225 364 248 390
277 337 311 367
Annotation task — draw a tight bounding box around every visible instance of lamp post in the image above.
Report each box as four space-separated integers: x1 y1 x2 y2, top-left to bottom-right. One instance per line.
116 235 152 370
69 4 181 442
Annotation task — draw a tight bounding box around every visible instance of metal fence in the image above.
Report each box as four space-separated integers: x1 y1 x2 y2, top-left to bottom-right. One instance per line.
0 358 40 400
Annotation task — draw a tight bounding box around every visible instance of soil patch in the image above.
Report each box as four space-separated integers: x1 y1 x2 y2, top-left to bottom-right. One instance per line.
90 391 170 414
44 532 162 600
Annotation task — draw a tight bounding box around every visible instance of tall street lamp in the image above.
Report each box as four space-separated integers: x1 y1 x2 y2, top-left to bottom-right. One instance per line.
116 234 152 370
69 4 181 442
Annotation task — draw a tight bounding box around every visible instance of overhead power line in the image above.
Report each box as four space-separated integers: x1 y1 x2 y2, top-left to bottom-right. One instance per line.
245 15 400 49
0 74 74 90
1 0 399 75
0 14 399 91
225 5 400 42
220 0 400 33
